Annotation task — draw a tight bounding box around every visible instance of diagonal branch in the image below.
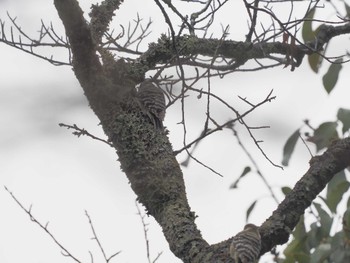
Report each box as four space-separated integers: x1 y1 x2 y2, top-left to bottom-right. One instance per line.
89 0 124 43
85 211 121 262
54 2 208 263
0 13 71 66
5 187 82 263
208 137 350 260
259 137 350 253
53 0 130 114
54 0 101 80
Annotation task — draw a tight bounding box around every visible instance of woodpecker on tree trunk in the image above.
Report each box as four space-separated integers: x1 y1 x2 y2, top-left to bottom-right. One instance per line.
229 224 261 263
136 79 166 129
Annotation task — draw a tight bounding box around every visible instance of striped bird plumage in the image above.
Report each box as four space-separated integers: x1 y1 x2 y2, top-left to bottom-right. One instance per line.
229 224 261 263
136 80 166 129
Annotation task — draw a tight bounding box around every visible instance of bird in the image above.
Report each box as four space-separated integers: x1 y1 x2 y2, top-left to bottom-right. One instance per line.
229 224 261 263
136 79 166 129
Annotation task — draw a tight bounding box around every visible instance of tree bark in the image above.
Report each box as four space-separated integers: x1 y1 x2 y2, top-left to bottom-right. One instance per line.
54 1 207 262
53 0 350 262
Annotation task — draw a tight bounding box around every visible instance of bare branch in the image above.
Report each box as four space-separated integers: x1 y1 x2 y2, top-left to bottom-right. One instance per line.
58 123 113 147
174 90 276 156
89 0 124 43
161 0 194 35
229 126 280 204
85 211 121 262
0 13 71 66
5 187 82 263
191 0 229 31
53 0 103 83
154 0 176 47
259 137 350 254
135 201 163 263
121 14 153 51
243 0 260 42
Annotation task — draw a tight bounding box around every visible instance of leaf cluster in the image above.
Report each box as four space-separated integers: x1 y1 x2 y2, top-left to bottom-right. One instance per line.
280 171 350 263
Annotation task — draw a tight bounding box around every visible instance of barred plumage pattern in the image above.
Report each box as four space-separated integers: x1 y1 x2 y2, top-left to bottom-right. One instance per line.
136 80 166 129
229 224 261 263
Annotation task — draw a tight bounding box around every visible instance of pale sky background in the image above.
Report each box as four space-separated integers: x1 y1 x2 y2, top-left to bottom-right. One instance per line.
1 1 349 263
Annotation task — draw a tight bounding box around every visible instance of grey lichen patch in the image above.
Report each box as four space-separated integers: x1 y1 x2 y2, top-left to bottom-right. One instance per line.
146 34 174 64
108 100 173 166
101 92 186 215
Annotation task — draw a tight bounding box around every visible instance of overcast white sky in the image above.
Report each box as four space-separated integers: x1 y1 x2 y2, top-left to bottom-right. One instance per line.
1 1 349 263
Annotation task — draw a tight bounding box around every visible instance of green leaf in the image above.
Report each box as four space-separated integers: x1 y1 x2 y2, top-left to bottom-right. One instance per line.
284 238 310 263
229 166 251 189
331 250 348 263
302 8 316 42
326 171 349 213
282 129 300 166
246 200 257 222
284 217 309 262
347 195 350 209
307 222 323 248
302 8 322 73
337 108 350 134
281 186 292 196
322 59 343 94
308 53 321 73
343 203 350 239
313 202 333 237
330 232 350 263
310 243 332 263
307 121 338 151
293 215 307 239
307 25 325 73
331 231 345 251
293 253 311 263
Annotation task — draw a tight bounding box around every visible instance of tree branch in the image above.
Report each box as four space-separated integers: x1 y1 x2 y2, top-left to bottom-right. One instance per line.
53 0 136 115
207 137 350 261
133 22 350 73
5 187 82 263
53 0 105 101
53 2 207 263
259 137 350 254
89 0 124 43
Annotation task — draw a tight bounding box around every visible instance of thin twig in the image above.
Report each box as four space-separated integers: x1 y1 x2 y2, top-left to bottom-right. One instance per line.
135 201 163 263
154 0 176 48
244 0 260 42
59 123 113 147
174 90 276 155
299 133 314 158
231 128 279 204
85 211 121 263
4 186 82 263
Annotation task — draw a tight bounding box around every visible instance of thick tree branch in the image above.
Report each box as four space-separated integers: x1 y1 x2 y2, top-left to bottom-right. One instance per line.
304 22 350 52
105 107 208 263
133 22 350 73
207 137 350 261
89 0 124 43
54 0 101 79
54 0 137 114
54 2 207 263
259 137 350 253
53 0 108 109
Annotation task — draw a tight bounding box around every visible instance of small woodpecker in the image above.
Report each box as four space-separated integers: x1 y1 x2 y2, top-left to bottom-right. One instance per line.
136 79 166 129
229 224 261 263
